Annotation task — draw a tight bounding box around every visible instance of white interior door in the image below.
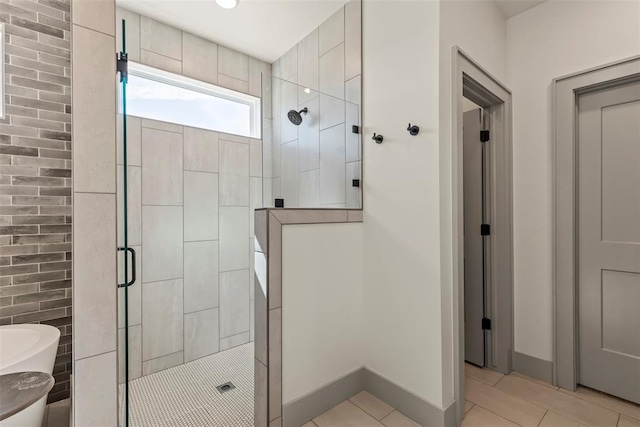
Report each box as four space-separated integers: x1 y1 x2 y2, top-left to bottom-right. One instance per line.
577 80 640 404
464 108 485 367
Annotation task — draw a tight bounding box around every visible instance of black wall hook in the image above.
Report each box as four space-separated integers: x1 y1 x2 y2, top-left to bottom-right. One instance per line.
407 123 420 136
372 133 384 144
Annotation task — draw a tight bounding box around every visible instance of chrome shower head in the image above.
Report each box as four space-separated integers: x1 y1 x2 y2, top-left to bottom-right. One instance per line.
287 107 308 126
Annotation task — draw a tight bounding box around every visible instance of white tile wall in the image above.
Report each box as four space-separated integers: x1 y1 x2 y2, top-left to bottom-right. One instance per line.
184 308 220 362
219 207 250 272
182 33 218 84
298 29 319 95
184 127 219 173
319 43 345 99
142 206 183 283
219 139 250 206
140 16 182 60
142 128 183 206
184 171 218 241
220 269 251 338
298 97 320 172
218 45 249 81
74 352 118 427
320 124 347 205
319 6 345 55
281 141 299 207
142 279 184 360
184 241 219 313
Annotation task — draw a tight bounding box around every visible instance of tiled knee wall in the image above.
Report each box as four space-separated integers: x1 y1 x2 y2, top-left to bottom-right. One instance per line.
0 0 73 403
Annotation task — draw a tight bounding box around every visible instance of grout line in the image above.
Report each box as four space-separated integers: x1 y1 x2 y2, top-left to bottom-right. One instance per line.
536 409 548 427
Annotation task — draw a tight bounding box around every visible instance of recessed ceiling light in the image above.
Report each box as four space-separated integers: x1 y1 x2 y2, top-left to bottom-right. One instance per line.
304 88 311 94
216 0 238 9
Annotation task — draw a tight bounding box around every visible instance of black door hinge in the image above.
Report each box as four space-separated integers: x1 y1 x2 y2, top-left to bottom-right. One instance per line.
481 224 491 236
482 317 492 330
117 52 128 82
352 125 360 134
480 130 490 142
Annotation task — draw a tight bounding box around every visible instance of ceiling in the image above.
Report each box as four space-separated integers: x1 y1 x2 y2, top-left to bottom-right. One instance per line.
116 0 348 63
493 0 548 18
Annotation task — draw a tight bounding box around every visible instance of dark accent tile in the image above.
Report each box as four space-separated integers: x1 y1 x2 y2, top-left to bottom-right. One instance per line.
0 263 39 276
0 185 39 196
37 14 69 31
39 206 71 215
9 95 65 113
39 187 71 196
5 64 38 79
12 196 65 206
0 244 39 256
12 176 64 187
13 289 65 304
0 302 39 317
39 260 70 272
11 136 66 150
0 145 38 157
39 130 71 141
10 16 64 39
12 252 64 265
39 168 71 178
11 75 64 94
40 296 71 310
10 56 65 76
39 243 71 253
40 224 71 234
37 0 71 13
11 215 66 225
42 315 71 328
46 390 70 404
0 317 11 326
12 270 65 285
39 148 71 160
0 206 39 215
39 71 71 86
13 307 65 323
0 284 38 297
0 225 38 235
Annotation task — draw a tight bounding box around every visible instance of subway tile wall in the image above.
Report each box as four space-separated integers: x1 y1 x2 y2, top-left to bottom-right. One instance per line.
0 0 73 403
115 8 268 379
268 0 362 209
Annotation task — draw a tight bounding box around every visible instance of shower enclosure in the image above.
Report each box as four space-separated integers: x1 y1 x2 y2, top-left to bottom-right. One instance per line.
115 8 362 426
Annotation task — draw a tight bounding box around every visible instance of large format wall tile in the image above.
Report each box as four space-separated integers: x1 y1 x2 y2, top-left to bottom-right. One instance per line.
319 6 344 55
220 269 251 338
319 94 346 131
73 26 116 194
73 0 115 36
298 97 320 172
182 33 218 85
142 128 183 206
184 127 219 173
346 161 361 208
250 177 263 237
184 241 219 313
140 16 182 60
74 193 116 360
280 78 299 144
141 49 182 74
344 0 362 81
345 101 361 163
142 351 183 376
142 206 183 283
185 308 220 362
320 124 346 205
184 171 218 241
74 352 117 427
117 115 142 167
319 43 345 99
218 46 249 82
298 29 319 99
117 166 141 246
249 57 270 98
142 279 184 360
280 45 298 82
299 169 320 207
219 207 250 271
281 141 299 207
219 139 250 206
118 325 142 383
250 139 263 178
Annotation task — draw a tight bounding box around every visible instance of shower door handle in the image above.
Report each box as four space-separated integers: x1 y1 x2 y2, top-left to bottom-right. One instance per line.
117 247 136 288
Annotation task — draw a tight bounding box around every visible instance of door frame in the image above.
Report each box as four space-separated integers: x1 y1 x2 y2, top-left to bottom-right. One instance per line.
553 55 640 392
452 47 514 424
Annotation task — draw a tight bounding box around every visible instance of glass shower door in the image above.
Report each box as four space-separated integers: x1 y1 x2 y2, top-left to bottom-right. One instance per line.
116 19 133 427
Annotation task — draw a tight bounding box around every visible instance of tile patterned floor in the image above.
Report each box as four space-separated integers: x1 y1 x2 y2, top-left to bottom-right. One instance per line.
306 366 640 427
119 343 254 427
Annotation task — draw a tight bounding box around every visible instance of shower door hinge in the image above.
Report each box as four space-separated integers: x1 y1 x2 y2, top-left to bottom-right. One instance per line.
480 130 490 142
117 52 128 82
481 224 491 236
482 317 492 330
352 125 360 134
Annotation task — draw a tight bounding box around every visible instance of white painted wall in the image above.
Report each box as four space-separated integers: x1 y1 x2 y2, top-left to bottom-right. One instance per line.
438 0 508 404
281 223 363 404
362 0 444 407
507 0 640 361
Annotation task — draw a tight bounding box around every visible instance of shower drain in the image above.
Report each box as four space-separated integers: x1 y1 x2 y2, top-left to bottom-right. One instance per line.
216 382 236 393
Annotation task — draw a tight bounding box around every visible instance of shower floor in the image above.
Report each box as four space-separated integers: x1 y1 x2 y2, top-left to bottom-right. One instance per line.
120 343 254 427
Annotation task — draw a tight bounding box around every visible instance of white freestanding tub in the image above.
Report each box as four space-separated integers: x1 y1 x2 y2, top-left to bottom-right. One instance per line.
0 325 60 427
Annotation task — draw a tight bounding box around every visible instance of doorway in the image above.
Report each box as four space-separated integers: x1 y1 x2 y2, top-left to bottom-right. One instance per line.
463 101 489 368
452 48 514 425
554 56 640 405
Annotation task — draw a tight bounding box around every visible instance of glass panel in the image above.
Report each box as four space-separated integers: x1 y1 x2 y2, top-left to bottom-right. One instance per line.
116 18 130 427
262 75 361 209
